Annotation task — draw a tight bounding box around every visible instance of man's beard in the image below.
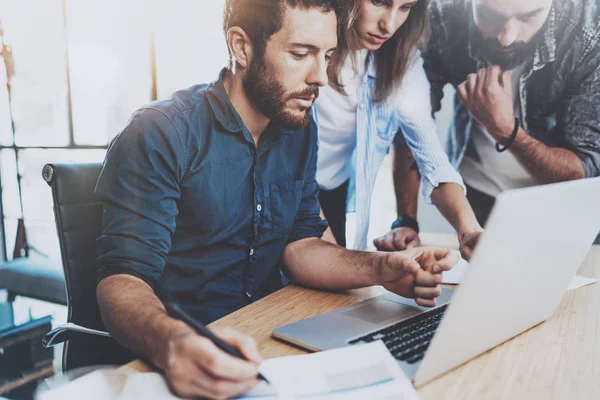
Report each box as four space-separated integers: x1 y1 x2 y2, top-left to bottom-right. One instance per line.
243 57 319 130
471 28 539 70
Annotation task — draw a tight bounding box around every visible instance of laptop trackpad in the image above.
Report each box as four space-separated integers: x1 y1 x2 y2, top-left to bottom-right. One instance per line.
342 299 420 324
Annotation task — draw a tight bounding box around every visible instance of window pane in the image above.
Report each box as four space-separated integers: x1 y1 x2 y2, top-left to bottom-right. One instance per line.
0 0 70 147
154 0 228 99
1 150 21 257
0 56 13 146
18 149 106 259
0 149 21 219
66 0 152 146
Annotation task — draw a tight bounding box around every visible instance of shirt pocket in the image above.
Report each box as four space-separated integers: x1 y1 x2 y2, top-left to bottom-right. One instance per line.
374 102 397 146
268 179 305 235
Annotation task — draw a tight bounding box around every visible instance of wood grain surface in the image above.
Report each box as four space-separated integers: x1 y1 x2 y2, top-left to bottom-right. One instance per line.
124 234 600 399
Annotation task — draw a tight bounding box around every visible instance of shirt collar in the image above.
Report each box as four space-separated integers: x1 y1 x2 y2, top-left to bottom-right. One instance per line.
534 5 556 68
206 68 294 138
206 68 246 134
366 52 378 79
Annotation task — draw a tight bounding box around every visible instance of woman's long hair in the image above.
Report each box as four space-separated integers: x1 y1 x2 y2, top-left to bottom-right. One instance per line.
329 0 430 102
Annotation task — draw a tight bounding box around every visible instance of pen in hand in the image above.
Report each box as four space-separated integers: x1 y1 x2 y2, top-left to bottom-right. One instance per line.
165 302 269 383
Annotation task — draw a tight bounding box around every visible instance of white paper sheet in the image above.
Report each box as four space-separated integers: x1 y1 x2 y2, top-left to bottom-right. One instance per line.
37 368 180 400
241 341 420 400
37 369 127 400
567 275 600 290
38 342 419 400
443 259 599 291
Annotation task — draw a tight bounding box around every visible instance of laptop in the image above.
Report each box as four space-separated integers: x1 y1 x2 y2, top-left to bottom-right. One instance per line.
273 177 600 386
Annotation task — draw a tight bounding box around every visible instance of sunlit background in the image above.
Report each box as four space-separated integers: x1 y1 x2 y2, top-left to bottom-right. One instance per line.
0 0 232 261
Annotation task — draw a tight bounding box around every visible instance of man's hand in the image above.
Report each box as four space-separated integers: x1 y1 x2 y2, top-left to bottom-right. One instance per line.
458 231 482 261
375 248 460 307
164 326 262 399
373 228 421 251
457 65 515 143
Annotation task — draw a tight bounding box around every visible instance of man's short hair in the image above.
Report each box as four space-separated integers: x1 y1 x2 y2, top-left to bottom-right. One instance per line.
223 0 338 66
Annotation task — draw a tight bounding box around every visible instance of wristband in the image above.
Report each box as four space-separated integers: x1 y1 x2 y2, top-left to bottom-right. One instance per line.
495 118 520 153
391 215 420 233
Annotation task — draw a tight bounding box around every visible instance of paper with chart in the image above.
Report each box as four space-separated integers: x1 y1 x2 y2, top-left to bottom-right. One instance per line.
443 258 599 290
238 341 420 400
39 342 418 400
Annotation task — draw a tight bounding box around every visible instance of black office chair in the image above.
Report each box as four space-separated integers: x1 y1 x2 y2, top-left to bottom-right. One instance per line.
40 163 135 371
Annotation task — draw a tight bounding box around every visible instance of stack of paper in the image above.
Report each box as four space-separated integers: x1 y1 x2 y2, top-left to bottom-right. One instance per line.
38 341 419 400
241 341 419 399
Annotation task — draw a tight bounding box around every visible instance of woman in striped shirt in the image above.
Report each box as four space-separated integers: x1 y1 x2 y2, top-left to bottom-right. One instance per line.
315 0 482 258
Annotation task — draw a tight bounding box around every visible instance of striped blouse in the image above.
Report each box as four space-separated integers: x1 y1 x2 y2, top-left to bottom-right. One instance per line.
315 50 465 249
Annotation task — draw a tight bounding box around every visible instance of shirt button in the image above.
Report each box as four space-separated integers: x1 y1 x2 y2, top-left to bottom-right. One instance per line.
249 248 254 256
257 204 262 212
246 291 252 300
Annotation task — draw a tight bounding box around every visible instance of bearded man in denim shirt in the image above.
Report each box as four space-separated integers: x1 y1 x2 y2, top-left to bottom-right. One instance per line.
94 0 459 398
390 0 600 244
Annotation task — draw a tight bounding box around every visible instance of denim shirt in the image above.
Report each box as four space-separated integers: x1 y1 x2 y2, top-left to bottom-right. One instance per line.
425 0 600 178
316 52 465 249
96 69 327 324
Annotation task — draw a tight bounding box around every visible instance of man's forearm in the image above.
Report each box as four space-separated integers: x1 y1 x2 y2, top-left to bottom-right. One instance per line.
282 238 384 290
96 275 193 370
510 128 585 184
431 183 481 235
392 144 421 219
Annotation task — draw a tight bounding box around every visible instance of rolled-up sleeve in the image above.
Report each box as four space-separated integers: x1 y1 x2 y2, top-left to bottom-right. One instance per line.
286 124 328 244
394 54 466 204
96 108 187 289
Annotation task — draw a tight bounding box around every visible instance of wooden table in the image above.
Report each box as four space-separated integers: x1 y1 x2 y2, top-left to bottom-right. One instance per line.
126 234 600 399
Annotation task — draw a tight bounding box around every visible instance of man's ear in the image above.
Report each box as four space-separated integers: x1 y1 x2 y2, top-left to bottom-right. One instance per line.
226 27 254 69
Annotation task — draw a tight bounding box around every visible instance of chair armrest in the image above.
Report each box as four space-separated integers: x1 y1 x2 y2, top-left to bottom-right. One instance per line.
42 322 111 348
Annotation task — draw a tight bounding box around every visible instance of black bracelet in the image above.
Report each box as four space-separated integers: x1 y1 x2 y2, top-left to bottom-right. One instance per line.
495 118 520 153
391 215 420 233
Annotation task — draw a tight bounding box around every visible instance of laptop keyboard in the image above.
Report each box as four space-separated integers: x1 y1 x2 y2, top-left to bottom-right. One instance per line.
348 305 448 364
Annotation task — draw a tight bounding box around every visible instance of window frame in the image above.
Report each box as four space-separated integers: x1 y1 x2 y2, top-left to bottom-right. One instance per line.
0 0 159 261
